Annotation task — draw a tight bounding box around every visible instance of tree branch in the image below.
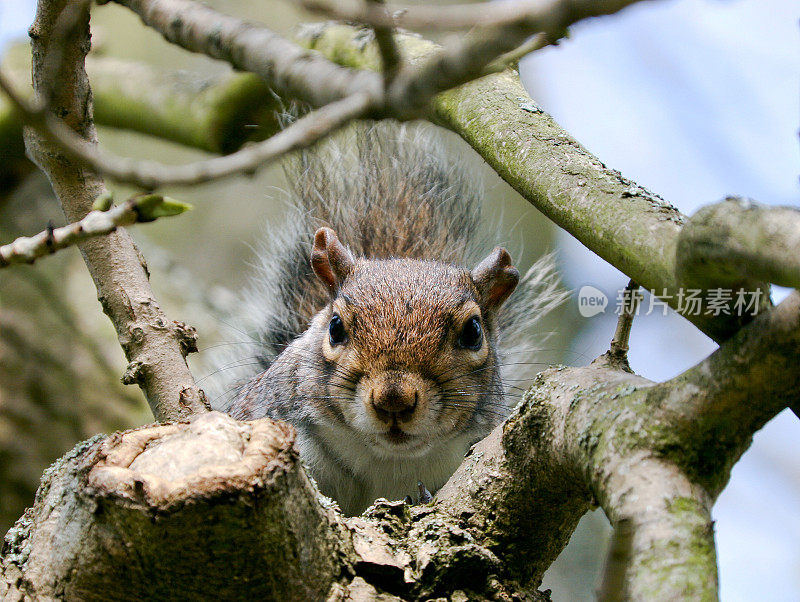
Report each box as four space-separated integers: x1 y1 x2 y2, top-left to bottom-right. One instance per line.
367 0 402 84
1 413 352 600
112 0 383 109
24 0 208 421
606 279 640 370
301 0 651 31
647 290 800 490
677 195 800 290
0 194 190 268
2 49 284 154
0 69 372 188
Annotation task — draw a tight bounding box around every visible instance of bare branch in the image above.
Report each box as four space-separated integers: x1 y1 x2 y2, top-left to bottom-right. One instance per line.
367 0 402 83
112 0 382 108
484 32 555 74
300 0 645 30
0 70 372 188
0 194 190 268
24 0 207 421
39 0 92 106
384 0 652 117
605 280 641 369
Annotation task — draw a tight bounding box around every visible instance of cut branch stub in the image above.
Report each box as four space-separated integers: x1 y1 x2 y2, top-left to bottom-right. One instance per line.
1 412 349 601
676 196 800 291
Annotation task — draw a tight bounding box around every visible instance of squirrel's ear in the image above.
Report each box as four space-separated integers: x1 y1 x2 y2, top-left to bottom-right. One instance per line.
471 247 519 309
312 227 355 292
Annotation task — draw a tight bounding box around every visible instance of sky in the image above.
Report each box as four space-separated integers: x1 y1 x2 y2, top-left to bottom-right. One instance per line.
1 0 799 599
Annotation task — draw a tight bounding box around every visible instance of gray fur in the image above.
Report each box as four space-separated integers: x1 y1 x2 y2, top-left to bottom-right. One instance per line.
213 122 496 403
209 121 565 461
210 122 565 408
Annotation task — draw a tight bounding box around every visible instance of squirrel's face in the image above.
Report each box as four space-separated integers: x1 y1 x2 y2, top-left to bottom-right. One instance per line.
308 228 519 458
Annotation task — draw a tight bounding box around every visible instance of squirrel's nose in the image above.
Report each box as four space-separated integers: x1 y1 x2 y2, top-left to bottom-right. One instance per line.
371 388 419 424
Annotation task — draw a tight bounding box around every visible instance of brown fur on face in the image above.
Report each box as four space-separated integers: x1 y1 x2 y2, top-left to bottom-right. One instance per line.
315 257 505 449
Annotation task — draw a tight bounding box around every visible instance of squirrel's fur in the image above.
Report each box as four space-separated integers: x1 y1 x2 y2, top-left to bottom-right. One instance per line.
214 122 564 514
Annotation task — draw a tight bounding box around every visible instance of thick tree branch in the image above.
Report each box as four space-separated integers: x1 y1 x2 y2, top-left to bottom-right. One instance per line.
0 194 190 268
24 0 207 421
646 291 800 490
676 196 799 418
2 50 283 154
1 413 352 600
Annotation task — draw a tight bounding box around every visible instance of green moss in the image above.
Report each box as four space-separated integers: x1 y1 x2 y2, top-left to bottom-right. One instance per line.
629 497 717 600
202 73 281 153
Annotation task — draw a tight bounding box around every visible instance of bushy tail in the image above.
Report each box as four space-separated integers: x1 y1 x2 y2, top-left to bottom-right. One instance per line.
209 121 565 406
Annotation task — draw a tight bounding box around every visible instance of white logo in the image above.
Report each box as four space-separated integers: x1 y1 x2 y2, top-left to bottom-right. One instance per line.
578 285 608 318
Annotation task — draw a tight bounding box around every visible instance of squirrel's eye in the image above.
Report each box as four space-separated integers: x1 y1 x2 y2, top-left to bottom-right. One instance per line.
328 314 347 346
458 316 483 351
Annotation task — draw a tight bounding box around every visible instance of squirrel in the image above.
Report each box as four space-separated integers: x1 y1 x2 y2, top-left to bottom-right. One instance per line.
216 123 562 515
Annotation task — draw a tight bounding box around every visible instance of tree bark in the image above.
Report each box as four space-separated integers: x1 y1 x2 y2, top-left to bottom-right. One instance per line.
23 0 208 421
4 293 796 600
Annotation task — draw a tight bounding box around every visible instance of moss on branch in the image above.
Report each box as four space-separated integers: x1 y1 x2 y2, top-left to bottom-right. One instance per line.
2 49 283 155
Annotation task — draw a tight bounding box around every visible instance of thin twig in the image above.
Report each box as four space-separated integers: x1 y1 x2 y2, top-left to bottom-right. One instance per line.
607 280 640 369
0 69 372 188
0 195 189 268
368 0 402 83
300 0 561 30
483 32 556 74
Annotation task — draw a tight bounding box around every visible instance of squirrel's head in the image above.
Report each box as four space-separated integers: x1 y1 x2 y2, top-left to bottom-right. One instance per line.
308 227 519 458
